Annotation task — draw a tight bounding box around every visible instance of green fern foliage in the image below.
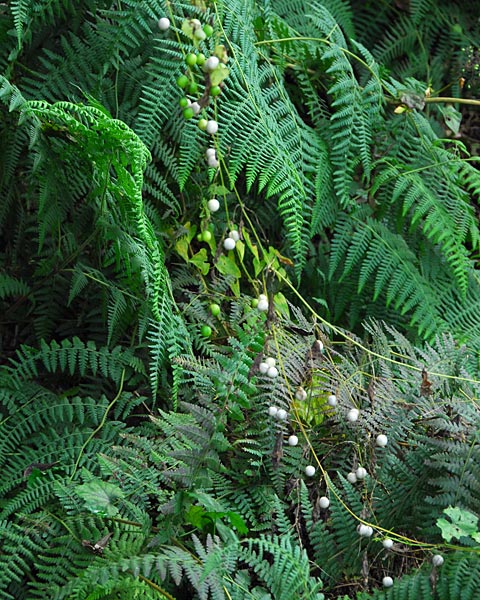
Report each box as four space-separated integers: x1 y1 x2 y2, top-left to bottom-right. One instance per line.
1 1 480 598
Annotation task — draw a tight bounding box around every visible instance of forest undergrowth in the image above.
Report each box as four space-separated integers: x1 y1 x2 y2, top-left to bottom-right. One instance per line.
1 1 480 598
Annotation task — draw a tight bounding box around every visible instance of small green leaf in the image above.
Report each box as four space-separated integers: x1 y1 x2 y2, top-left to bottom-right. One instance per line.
175 236 190 262
181 19 194 39
242 230 259 260
189 248 210 275
209 184 230 196
227 511 248 534
438 105 462 135
228 403 244 421
273 292 289 317
235 239 245 263
253 256 264 277
230 278 240 297
185 505 207 529
210 64 230 86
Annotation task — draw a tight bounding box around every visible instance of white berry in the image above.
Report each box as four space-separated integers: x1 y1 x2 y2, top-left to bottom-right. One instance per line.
315 339 324 352
432 554 444 567
207 198 220 212
347 408 359 422
206 120 218 135
229 230 240 242
267 366 279 378
205 56 220 71
257 298 269 312
207 156 219 168
265 357 276 367
376 434 388 447
194 28 206 41
277 408 288 420
327 394 337 407
268 406 278 417
259 361 269 374
356 466 367 480
382 538 394 549
288 435 298 446
347 472 357 484
295 387 307 401
358 524 373 537
305 465 316 477
382 576 393 588
206 148 216 158
158 17 171 31
319 496 330 509
190 102 201 115
223 237 236 251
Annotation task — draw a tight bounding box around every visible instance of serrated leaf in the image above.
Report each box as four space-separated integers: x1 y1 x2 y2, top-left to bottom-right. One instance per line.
227 511 248 535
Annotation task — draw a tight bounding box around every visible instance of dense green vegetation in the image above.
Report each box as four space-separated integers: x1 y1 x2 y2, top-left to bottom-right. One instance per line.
1 1 480 598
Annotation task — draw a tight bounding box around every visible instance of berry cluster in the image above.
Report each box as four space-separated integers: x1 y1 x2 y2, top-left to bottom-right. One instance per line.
268 406 288 421
256 293 269 312
175 20 229 134
262 349 398 573
223 229 240 251
259 356 279 379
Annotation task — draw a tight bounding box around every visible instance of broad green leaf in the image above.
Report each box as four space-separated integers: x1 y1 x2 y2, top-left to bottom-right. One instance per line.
76 480 124 517
215 254 241 278
437 506 480 542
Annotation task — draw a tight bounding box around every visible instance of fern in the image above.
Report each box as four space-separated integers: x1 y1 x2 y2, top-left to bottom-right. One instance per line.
4 337 142 387
238 534 324 599
329 212 444 339
2 1 480 598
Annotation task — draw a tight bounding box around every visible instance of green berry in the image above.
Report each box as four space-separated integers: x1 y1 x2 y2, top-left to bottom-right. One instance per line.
196 233 203 242
203 24 214 37
201 230 212 242
183 107 194 119
201 325 212 338
210 85 221 97
198 118 208 131
210 303 221 316
179 97 189 108
188 80 199 95
251 298 259 308
196 53 206 66
185 53 197 67
176 74 189 88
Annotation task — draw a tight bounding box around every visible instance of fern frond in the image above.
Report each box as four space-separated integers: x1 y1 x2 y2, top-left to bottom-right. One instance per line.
6 337 141 387
329 212 444 339
238 534 324 599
